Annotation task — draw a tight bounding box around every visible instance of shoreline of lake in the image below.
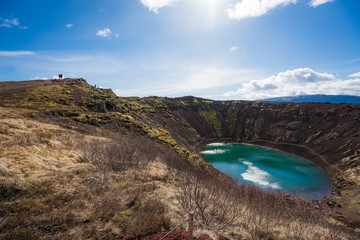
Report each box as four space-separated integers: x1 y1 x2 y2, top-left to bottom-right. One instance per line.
200 142 332 199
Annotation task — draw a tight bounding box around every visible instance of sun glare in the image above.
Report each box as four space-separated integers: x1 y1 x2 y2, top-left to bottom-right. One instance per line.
207 0 218 17
186 0 225 29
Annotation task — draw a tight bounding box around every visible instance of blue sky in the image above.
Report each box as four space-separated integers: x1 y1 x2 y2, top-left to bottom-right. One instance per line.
1 0 360 100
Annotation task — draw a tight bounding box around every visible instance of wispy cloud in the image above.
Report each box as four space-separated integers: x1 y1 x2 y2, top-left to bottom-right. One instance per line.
66 24 74 28
96 28 112 38
310 0 335 7
46 55 94 62
141 0 180 14
114 66 259 97
0 17 28 29
0 17 19 28
348 72 360 78
0 51 35 57
226 0 296 20
224 68 360 100
229 46 238 52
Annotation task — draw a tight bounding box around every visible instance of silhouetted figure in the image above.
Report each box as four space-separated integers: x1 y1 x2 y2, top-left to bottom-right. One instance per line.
58 74 63 79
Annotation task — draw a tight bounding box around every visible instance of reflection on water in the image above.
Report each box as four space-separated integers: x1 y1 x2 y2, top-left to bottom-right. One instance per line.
201 143 332 199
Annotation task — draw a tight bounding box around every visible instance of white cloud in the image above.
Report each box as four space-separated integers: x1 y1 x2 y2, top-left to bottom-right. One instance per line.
115 33 119 38
229 46 238 52
224 68 360 100
141 0 180 14
226 0 296 20
310 0 335 7
96 28 112 38
31 76 49 80
0 17 28 29
0 51 35 57
66 24 74 28
348 72 360 78
0 17 19 27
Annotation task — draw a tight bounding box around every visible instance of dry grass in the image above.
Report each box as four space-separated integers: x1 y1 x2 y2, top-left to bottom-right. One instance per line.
0 106 359 239
0 107 176 238
175 171 358 240
0 108 87 186
0 146 173 239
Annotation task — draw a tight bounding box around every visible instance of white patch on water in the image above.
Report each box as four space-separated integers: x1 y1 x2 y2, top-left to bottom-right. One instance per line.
241 161 281 190
201 149 226 154
207 142 227 146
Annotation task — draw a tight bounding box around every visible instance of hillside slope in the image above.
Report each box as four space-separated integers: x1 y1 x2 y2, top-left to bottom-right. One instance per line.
0 79 359 239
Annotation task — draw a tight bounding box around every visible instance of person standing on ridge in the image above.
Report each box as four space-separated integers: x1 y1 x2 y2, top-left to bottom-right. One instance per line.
58 74 63 79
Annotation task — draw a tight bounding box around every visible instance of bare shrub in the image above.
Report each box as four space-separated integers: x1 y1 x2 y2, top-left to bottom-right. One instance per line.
235 186 288 239
83 141 112 189
80 135 159 189
93 189 126 222
162 150 194 175
176 173 242 232
286 201 319 239
123 199 171 236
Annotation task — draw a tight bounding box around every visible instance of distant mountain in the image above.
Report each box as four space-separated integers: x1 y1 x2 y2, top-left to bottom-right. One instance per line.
259 94 360 104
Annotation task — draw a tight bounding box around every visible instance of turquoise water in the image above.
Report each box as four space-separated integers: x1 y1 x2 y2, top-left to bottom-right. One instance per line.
201 143 332 199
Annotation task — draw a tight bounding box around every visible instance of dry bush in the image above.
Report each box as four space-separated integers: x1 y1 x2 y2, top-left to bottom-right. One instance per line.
93 189 127 222
162 149 194 175
80 135 160 189
175 169 360 240
176 173 242 232
1 228 40 240
0 183 23 201
234 185 286 239
59 131 85 149
123 199 171 236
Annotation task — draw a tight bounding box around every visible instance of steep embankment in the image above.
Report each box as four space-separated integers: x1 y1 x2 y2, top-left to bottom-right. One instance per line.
141 96 360 168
